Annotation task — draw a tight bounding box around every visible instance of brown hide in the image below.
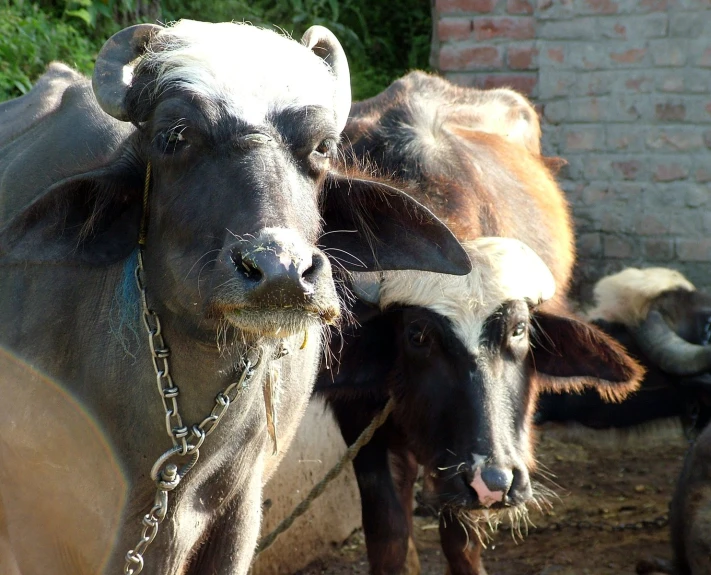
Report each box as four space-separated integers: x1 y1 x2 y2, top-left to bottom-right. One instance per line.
345 71 574 310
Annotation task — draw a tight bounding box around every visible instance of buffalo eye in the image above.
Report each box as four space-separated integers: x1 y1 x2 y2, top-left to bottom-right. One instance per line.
159 126 188 154
312 138 335 159
511 321 527 339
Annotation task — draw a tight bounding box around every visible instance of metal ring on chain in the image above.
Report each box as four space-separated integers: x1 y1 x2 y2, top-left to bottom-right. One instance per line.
149 445 200 487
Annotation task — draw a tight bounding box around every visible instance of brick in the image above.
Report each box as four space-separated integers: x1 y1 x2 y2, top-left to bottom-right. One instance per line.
656 73 684 93
474 17 535 40
538 72 576 98
623 74 654 93
603 235 636 258
543 100 569 123
646 128 704 152
655 102 686 122
686 184 709 207
581 183 612 205
547 47 565 64
477 73 538 94
653 162 690 182
568 44 609 70
704 130 711 148
599 14 668 39
642 238 675 261
507 44 538 69
676 238 711 262
610 47 647 65
702 212 711 233
577 233 603 257
697 167 711 182
636 0 680 11
562 125 606 151
686 70 711 93
438 18 474 41
650 40 688 66
566 96 609 122
612 94 652 122
436 0 497 13
537 0 577 19
698 47 711 68
670 13 705 36
607 125 647 152
599 207 636 233
633 212 670 235
539 18 597 40
507 0 534 12
670 209 703 237
643 184 683 210
574 71 614 96
582 0 620 13
612 159 644 180
439 44 503 70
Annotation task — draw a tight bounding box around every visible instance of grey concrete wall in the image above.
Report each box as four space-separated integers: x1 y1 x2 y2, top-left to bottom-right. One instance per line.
432 0 711 300
252 398 361 575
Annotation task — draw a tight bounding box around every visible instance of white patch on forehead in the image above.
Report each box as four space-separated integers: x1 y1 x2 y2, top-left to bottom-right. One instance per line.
146 20 338 126
354 237 555 354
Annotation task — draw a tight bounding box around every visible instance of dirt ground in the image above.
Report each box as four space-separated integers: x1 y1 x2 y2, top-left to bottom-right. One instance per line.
299 423 690 575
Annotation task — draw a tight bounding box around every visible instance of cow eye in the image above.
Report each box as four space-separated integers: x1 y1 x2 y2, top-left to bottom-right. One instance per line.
407 323 430 347
511 321 527 339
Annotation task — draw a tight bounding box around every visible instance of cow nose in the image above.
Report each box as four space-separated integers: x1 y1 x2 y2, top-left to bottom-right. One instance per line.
469 466 514 508
231 240 324 306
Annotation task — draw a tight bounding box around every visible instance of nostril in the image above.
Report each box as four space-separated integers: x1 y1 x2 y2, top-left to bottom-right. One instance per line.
301 252 324 284
231 251 263 282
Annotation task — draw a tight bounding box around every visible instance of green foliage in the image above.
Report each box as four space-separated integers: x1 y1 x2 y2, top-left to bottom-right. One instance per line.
0 0 432 102
0 0 100 99
161 0 432 100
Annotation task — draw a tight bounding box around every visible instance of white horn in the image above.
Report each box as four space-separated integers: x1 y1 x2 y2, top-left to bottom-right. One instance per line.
467 237 556 306
301 25 351 134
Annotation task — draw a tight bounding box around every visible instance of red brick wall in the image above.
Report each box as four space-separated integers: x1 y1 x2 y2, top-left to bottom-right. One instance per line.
432 0 711 299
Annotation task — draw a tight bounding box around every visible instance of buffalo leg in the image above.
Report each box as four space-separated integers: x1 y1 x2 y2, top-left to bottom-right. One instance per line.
439 511 486 575
186 457 264 575
390 449 421 575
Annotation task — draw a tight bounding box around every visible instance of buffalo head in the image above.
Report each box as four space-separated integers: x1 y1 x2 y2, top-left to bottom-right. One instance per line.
1 21 470 343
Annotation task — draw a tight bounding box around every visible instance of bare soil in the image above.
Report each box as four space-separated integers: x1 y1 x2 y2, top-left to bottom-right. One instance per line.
298 424 690 575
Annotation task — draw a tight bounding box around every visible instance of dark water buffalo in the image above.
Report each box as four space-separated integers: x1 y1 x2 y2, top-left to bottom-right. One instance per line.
315 71 643 575
536 267 711 436
0 23 470 575
669 420 711 575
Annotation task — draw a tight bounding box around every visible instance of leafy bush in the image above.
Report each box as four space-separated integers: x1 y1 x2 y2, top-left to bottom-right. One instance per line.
0 0 432 102
0 0 101 99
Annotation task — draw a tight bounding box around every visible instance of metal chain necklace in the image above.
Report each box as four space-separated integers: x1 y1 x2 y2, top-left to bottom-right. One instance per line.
123 247 265 575
122 164 283 574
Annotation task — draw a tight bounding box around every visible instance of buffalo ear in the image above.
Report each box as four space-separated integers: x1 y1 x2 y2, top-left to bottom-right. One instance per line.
0 169 142 265
320 173 471 275
530 310 645 402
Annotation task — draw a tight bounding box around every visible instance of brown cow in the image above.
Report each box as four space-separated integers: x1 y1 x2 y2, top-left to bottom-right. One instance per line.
316 71 643 575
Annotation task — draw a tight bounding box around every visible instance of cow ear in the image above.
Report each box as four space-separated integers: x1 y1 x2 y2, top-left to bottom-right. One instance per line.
314 302 397 398
0 169 142 265
320 173 471 275
530 310 645 402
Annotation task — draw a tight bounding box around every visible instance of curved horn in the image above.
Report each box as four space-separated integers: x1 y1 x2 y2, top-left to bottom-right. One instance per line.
631 310 711 376
92 23 162 121
301 25 351 134
469 237 556 306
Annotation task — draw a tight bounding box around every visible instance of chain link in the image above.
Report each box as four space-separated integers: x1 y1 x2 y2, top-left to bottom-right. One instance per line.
123 248 264 575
